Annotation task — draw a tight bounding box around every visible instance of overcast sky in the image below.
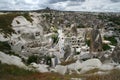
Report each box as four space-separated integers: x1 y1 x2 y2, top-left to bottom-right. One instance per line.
0 0 120 12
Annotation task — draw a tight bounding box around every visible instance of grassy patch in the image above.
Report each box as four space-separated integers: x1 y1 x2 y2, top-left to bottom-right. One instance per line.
0 63 70 80
0 13 17 36
84 68 99 74
0 63 120 80
85 69 120 80
0 63 35 76
68 69 120 80
0 63 36 80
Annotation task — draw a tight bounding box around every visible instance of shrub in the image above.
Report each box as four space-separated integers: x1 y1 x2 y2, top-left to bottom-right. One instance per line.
86 40 90 47
104 36 117 46
45 56 52 67
102 44 111 51
75 52 80 55
42 14 51 19
0 41 11 52
66 23 71 27
77 23 85 28
108 16 120 25
27 55 39 64
118 29 120 33
22 12 33 23
0 41 19 56
51 34 58 44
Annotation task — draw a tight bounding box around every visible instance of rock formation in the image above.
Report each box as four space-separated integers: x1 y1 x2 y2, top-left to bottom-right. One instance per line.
90 27 103 55
111 44 120 63
64 44 72 61
70 24 77 37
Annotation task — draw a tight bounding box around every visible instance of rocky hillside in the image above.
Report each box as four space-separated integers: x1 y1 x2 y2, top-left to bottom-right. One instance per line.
0 9 120 79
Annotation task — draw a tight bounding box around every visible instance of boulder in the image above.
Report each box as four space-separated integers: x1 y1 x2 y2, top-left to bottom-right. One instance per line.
80 59 102 73
99 51 112 63
37 64 49 72
67 60 81 70
49 68 57 72
80 53 92 60
0 51 27 68
115 65 120 69
64 59 102 74
30 63 49 73
81 59 102 68
55 65 67 75
30 63 39 68
67 60 81 74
